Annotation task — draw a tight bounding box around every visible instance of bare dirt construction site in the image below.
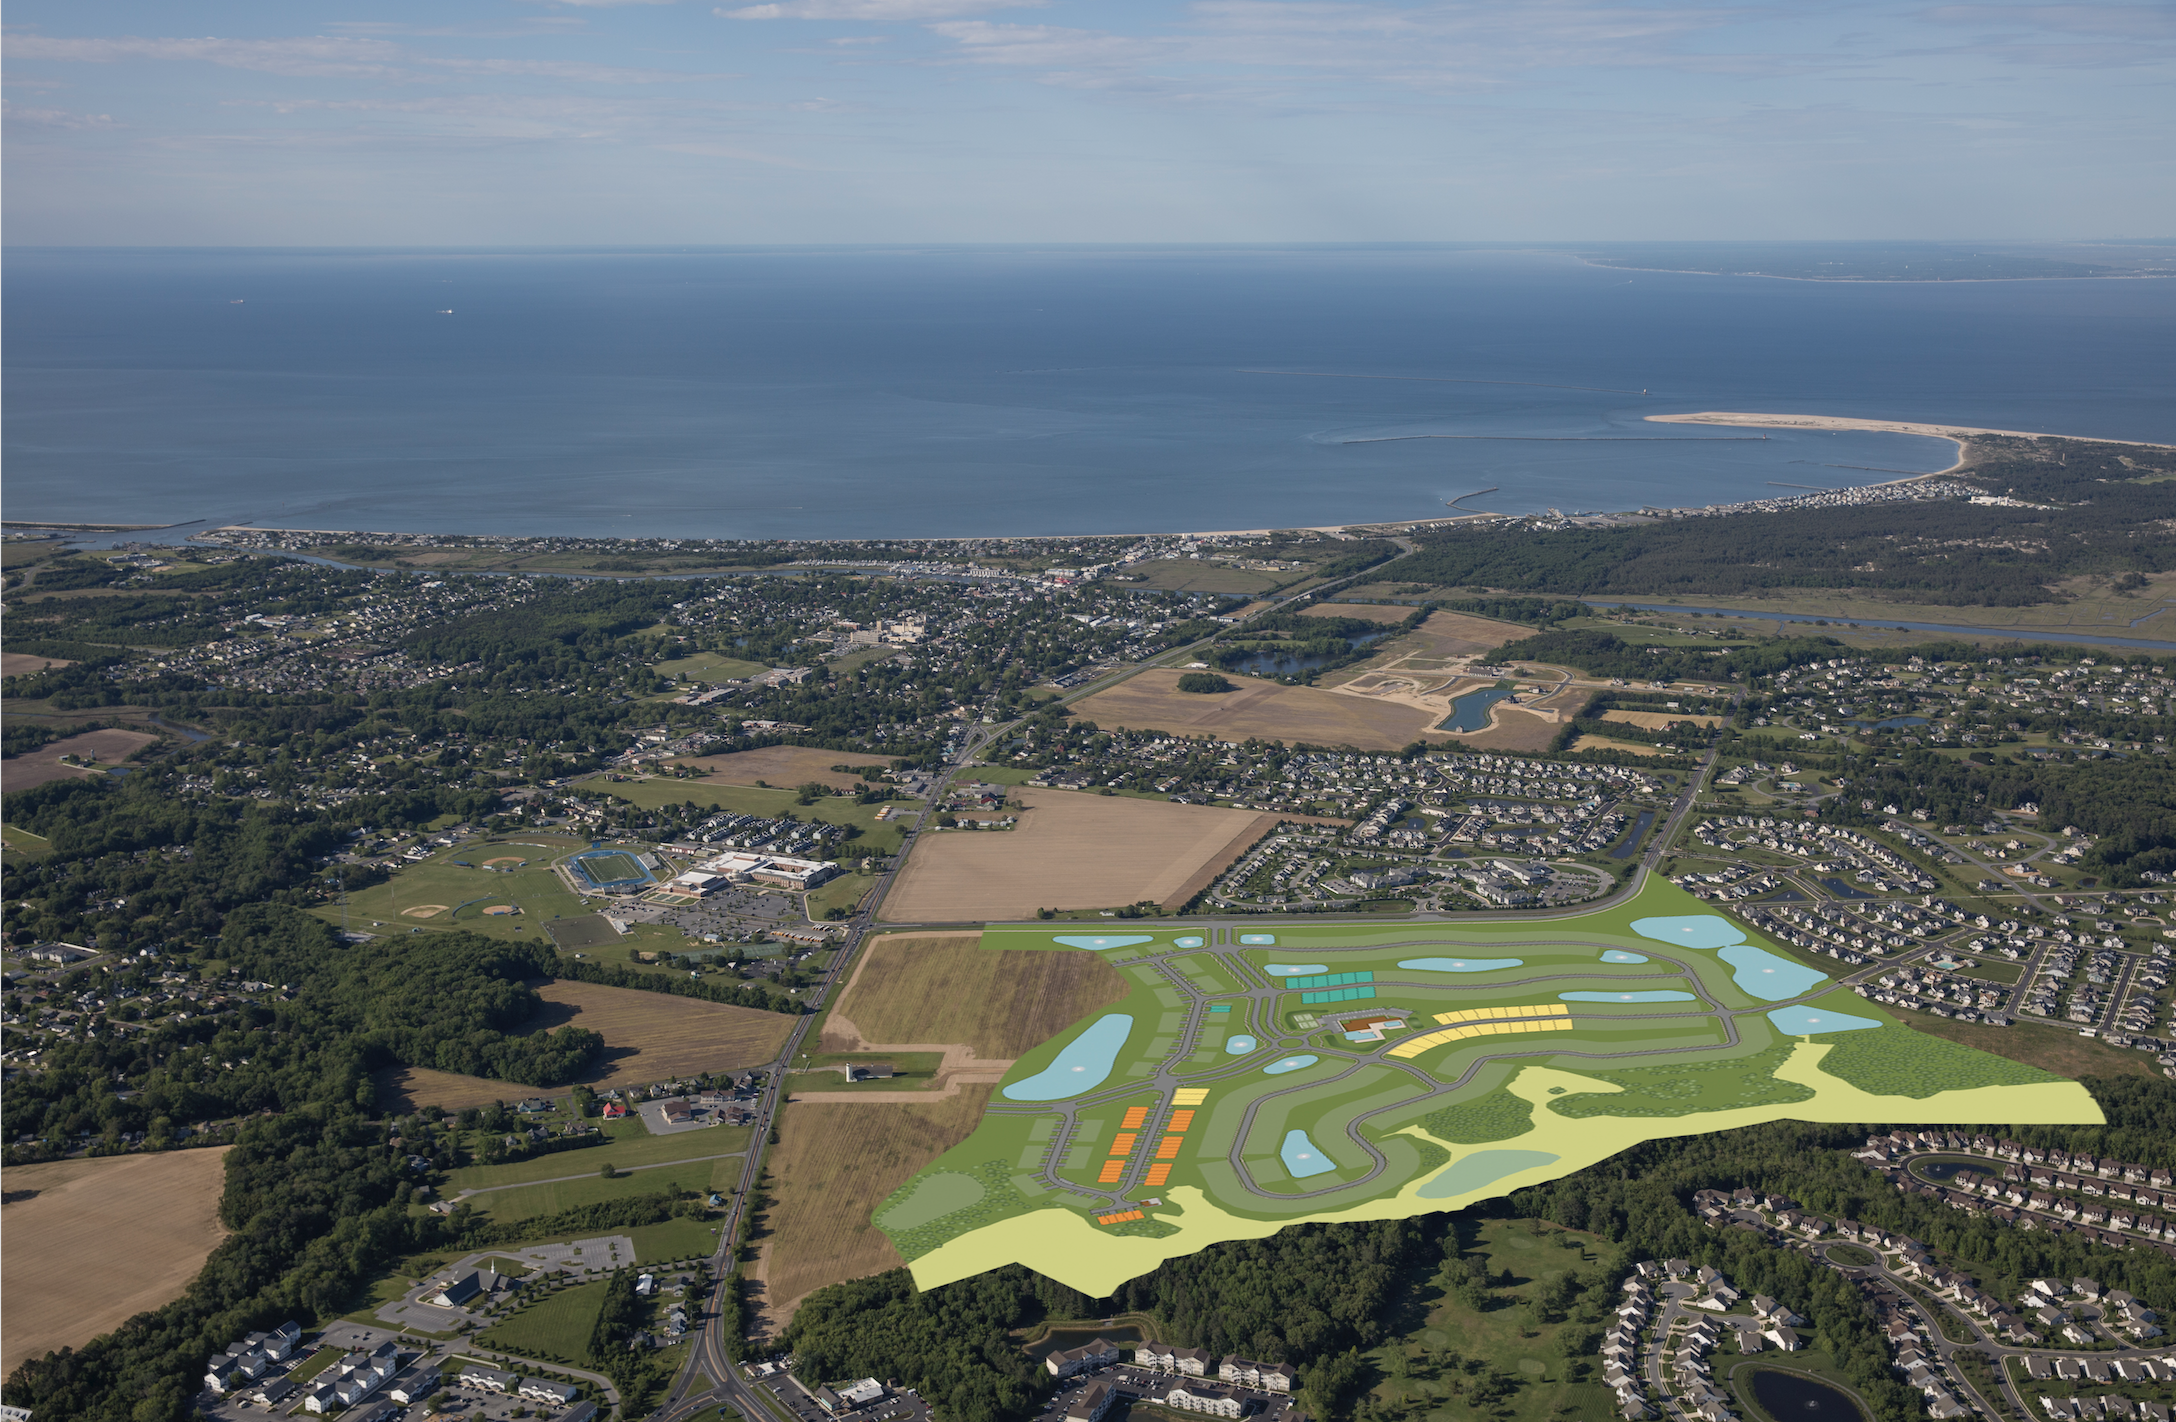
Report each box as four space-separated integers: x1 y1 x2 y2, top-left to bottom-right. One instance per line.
2 1148 231 1375
375 981 799 1111
749 1086 994 1336
879 788 1276 920
1 727 159 793
1072 668 1445 751
672 745 897 791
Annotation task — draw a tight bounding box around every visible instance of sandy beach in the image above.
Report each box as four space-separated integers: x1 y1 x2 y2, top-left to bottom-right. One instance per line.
1647 412 2176 476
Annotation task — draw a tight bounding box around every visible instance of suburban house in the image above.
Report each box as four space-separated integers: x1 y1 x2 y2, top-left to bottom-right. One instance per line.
1045 1339 1123 1378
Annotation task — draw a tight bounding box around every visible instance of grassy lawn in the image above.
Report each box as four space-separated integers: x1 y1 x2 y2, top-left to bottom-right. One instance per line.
624 1215 722 1262
658 652 771 683
474 1156 746 1223
596 780 906 854
805 870 877 921
1363 1218 1627 1422
479 1278 610 1363
0 824 53 860
447 1122 753 1192
287 1346 349 1383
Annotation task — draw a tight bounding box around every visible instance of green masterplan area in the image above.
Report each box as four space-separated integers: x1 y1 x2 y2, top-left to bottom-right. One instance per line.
875 879 2103 1298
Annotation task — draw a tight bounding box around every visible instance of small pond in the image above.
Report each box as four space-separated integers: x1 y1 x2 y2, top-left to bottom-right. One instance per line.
1558 989 1698 1003
1630 914 1746 949
1002 1014 1135 1101
1279 1129 1337 1178
1264 1055 1318 1075
1239 934 1277 945
1052 934 1156 950
1719 943 1830 1000
1609 809 1657 860
1262 963 1328 975
1023 1324 1146 1361
1172 935 1205 948
1435 685 1518 733
1748 1368 1867 1421
1766 1004 1884 1035
1225 1034 1260 1055
1600 950 1650 963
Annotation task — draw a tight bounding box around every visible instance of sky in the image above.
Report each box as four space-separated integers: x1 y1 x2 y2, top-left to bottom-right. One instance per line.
4 0 2173 244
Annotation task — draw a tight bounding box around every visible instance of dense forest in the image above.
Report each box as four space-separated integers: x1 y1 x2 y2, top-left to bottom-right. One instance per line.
1375 437 2176 606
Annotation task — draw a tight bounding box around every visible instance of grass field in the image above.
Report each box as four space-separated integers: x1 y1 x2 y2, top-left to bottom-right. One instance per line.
373 981 796 1111
317 837 600 942
479 1278 610 1362
672 745 900 791
448 1121 753 1192
1121 559 1283 594
756 1086 997 1329
472 1153 745 1222
1890 1013 2159 1080
0 1148 231 1375
880 789 1271 921
825 934 1131 1059
1362 1218 1626 1422
1073 668 1447 750
593 779 906 855
657 651 771 683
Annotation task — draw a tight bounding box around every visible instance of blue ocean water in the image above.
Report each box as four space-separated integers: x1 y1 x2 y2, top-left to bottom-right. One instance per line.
6 246 2173 539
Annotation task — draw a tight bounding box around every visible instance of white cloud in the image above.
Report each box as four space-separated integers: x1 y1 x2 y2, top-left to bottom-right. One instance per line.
3 100 119 129
721 0 1043 20
5 33 724 83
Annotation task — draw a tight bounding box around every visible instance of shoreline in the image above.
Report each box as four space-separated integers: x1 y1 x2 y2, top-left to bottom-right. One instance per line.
1646 412 2176 479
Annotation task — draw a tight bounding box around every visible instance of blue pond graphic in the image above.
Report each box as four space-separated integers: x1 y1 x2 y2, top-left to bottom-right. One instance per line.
1262 963 1330 976
1239 934 1278 945
1264 1055 1318 1075
1417 1149 1561 1199
1720 944 1830 1000
1559 990 1698 1003
1001 1015 1134 1101
1398 957 1525 973
1172 935 1205 948
1225 1034 1260 1055
1630 915 1746 949
1767 1005 1885 1035
1053 935 1155 951
1600 950 1650 964
1280 1129 1336 1178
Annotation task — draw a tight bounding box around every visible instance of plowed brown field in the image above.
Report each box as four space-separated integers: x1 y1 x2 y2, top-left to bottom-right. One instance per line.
1072 669 1444 750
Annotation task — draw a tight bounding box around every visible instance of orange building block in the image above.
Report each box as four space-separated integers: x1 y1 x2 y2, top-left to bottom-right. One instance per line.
1144 1164 1172 1187
1154 1135 1184 1159
1120 1106 1150 1129
1097 1159 1127 1183
1167 1110 1196 1132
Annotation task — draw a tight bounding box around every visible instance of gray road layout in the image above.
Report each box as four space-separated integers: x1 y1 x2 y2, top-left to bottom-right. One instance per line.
977 922 1883 1208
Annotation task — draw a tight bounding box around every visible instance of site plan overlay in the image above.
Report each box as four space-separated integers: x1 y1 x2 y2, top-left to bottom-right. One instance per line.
879 880 2100 1296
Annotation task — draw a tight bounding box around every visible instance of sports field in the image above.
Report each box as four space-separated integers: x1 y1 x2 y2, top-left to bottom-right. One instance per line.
1 1148 231 1375
656 651 771 683
879 789 1271 921
873 879 2102 1297
1072 668 1447 750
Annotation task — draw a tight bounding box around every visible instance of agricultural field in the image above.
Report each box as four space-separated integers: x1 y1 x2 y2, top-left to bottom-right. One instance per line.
823 933 1132 1059
872 879 2101 1298
0 1148 231 1375
1072 668 1448 750
372 981 795 1110
671 745 898 790
879 789 1272 921
754 1086 997 1331
0 727 159 793
0 651 74 676
467 1153 746 1223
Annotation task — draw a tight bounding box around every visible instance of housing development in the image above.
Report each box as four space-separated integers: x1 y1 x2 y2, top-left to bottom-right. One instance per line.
8 428 2176 1422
